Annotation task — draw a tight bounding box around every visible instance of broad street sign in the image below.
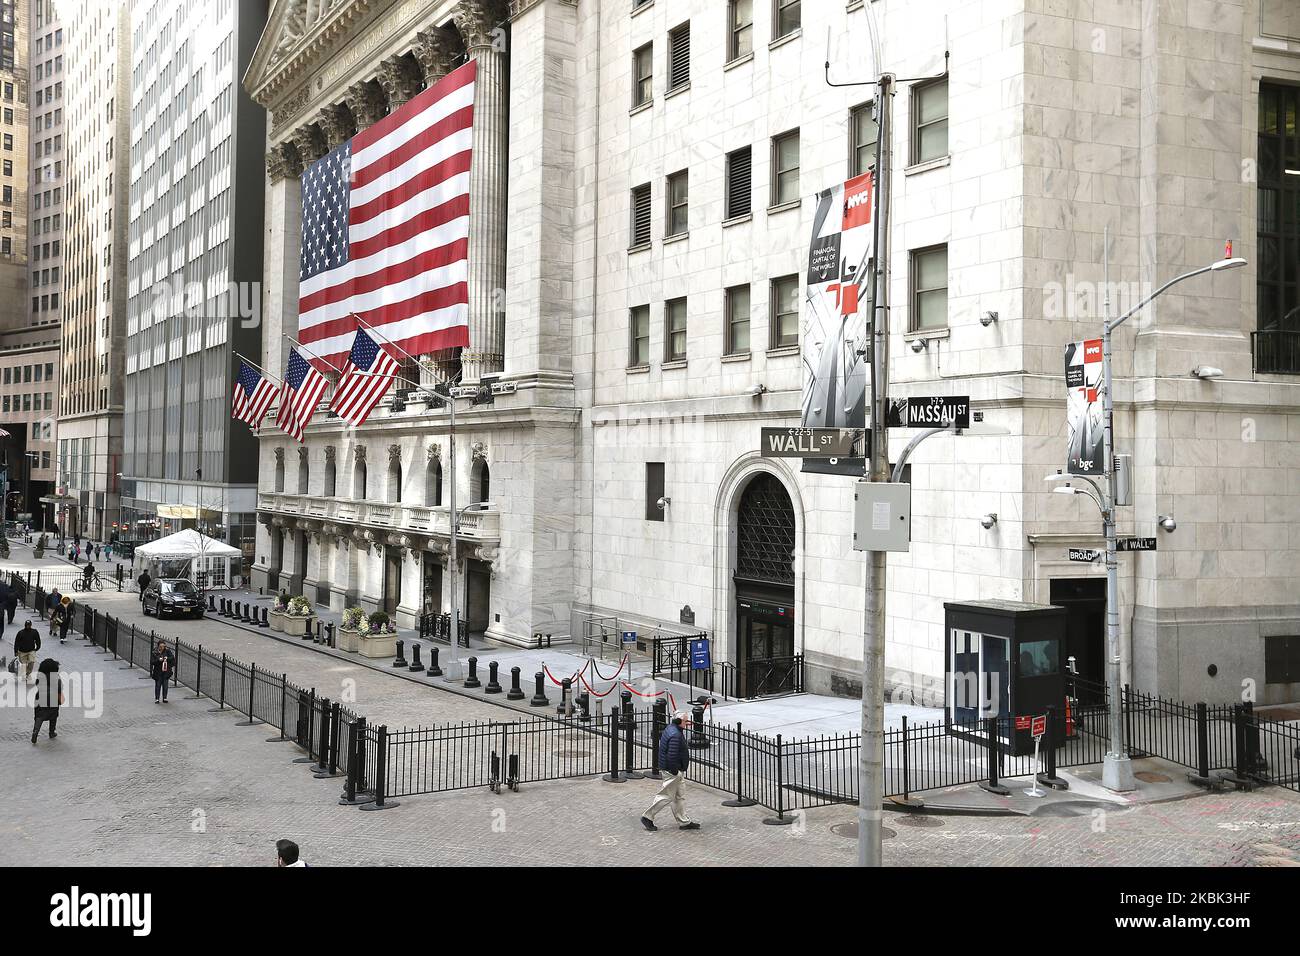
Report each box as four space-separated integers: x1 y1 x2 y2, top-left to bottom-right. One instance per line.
1068 548 1101 563
760 427 868 459
886 396 971 429
1117 537 1158 552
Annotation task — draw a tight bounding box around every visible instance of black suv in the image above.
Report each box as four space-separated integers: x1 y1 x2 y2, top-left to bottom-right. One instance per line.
142 578 204 619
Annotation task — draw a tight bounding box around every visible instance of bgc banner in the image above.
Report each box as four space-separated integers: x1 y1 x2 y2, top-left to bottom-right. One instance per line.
1065 338 1105 475
801 172 874 475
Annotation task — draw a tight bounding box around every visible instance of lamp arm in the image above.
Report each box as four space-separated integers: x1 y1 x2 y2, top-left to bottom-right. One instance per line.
1108 265 1213 333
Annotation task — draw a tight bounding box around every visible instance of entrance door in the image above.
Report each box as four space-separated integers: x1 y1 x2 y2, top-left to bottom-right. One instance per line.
948 629 1011 730
464 559 490 635
736 599 795 696
294 531 308 594
422 554 442 614
1050 578 1106 694
383 547 401 616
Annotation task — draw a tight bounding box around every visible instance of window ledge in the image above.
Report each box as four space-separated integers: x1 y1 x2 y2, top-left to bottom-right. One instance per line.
721 351 751 363
663 231 688 245
766 344 800 358
724 51 754 72
904 155 951 176
769 29 801 51
903 328 950 343
626 364 650 375
630 0 654 17
662 359 687 370
766 199 800 216
627 242 651 255
722 212 753 228
629 100 653 117
665 82 690 100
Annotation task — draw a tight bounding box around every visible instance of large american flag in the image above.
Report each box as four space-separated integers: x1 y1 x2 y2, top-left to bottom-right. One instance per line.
277 348 329 442
232 360 277 430
331 327 402 427
296 60 476 371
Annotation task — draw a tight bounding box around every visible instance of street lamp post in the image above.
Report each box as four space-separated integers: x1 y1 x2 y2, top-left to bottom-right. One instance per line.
1052 253 1245 792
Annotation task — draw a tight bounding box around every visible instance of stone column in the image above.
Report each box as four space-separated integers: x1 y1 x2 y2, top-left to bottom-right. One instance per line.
414 27 462 86
262 140 303 400
377 54 423 113
454 0 509 382
316 102 356 150
345 80 387 129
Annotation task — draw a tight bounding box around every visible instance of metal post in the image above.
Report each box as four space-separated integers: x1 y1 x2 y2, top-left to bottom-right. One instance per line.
506 665 525 700
622 692 643 779
268 673 289 742
648 697 666 780
446 394 460 677
1192 701 1211 785
763 734 792 825
602 705 625 783
360 725 398 810
530 671 549 707
722 722 757 807
979 716 1010 795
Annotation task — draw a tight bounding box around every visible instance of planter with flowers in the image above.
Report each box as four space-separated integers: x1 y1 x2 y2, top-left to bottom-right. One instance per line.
338 606 366 653
358 610 398 659
269 592 289 631
283 595 316 637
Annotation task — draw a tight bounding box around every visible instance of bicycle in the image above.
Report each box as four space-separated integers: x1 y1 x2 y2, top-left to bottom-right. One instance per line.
72 574 105 592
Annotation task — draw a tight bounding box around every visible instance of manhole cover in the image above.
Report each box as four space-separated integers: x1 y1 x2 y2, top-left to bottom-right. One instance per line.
1135 771 1172 784
831 822 896 840
895 814 944 828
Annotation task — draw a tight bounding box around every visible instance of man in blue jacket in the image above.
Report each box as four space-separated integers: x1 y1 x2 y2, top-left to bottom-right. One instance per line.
641 710 700 831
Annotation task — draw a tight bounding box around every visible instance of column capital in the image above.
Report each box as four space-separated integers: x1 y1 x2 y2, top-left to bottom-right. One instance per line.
413 28 462 85
290 123 329 167
345 79 387 129
266 141 303 183
316 102 356 150
377 54 422 113
453 0 510 52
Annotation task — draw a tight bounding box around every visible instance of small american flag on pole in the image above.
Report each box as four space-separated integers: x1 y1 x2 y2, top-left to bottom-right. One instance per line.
296 60 475 370
277 348 329 442
232 360 277 430
330 327 401 427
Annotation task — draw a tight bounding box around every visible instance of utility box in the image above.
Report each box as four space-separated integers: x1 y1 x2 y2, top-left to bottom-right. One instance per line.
852 481 911 552
943 599 1068 756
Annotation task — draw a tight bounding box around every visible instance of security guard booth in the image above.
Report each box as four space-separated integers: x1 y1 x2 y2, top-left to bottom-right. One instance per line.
944 599 1068 756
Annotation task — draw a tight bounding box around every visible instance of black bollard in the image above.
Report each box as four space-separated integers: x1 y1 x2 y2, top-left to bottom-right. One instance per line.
242 602 252 623
555 677 572 716
545 633 552 648
463 656 481 688
325 621 335 648
408 642 424 672
313 620 322 644
484 661 502 694
602 705 625 783
262 607 270 628
688 701 709 750
426 645 442 677
648 699 667 780
530 671 550 707
577 691 591 723
208 594 216 612
506 666 525 700
623 700 643 779
392 640 408 668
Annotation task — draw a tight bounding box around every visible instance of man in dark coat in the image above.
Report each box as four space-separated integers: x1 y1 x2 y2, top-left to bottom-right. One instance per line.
150 641 177 703
31 657 63 744
641 710 700 831
138 570 151 605
0 581 14 624
13 620 41 684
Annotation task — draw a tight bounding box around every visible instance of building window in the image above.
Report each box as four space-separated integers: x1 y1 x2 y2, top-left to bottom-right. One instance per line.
771 129 800 206
632 43 653 108
774 0 800 39
1265 635 1300 684
629 304 650 367
770 275 799 348
851 101 878 176
645 462 665 521
728 0 753 62
630 182 652 248
1257 83 1300 373
725 146 752 219
665 297 687 361
665 170 688 237
2 134 9 151
726 284 751 355
0 237 8 255
668 22 690 91
910 245 948 331
912 78 949 165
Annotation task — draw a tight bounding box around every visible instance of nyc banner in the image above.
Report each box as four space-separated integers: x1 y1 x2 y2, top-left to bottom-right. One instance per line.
1065 338 1105 475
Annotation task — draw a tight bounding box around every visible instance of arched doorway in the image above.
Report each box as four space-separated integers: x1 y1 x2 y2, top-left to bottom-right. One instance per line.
734 473 797 697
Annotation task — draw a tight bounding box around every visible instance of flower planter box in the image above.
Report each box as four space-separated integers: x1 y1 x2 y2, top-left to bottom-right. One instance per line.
283 614 314 637
269 610 285 632
358 633 398 659
338 627 361 653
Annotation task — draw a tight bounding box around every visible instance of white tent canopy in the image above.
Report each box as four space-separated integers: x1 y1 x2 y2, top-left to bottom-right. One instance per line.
133 529 242 589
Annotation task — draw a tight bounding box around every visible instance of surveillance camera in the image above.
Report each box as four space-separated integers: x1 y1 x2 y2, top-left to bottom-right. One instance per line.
980 311 998 327
910 338 927 354
749 383 767 396
1191 365 1223 380
980 513 998 530
1158 514 1176 533
656 496 670 511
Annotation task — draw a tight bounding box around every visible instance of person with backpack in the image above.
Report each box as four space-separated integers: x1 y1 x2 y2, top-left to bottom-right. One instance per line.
31 657 63 744
150 640 177 703
13 620 41 685
641 710 700 831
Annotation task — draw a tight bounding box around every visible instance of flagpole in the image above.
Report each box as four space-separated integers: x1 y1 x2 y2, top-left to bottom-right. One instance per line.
282 333 346 375
233 351 284 386
349 312 459 383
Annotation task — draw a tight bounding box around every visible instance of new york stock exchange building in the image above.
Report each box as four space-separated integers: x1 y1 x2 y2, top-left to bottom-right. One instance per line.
244 0 1300 707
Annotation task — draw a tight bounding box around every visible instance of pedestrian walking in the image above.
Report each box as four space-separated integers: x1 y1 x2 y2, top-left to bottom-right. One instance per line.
13 619 41 685
105 544 113 562
137 569 151 605
641 710 700 831
94 545 101 561
54 598 72 644
150 640 177 703
31 658 63 745
276 839 308 867
3 582 15 625
47 588 62 633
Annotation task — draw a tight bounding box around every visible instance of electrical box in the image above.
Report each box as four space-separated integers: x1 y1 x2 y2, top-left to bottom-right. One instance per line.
852 481 912 552
1113 454 1132 507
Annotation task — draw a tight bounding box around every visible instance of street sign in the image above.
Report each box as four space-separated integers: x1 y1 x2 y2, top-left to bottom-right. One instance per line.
1015 715 1032 730
885 396 971 429
689 638 711 671
760 427 867 459
1030 714 1047 738
1117 537 1157 552
1068 548 1101 563
620 630 637 645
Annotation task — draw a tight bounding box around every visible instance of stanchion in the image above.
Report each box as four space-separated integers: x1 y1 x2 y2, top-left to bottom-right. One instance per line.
530 671 549 707
602 706 626 783
647 698 667 780
621 694 643 780
556 677 572 716
688 701 710 750
577 691 591 722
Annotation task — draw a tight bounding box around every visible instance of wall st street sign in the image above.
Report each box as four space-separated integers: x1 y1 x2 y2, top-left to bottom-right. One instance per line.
760 427 868 459
885 396 971 429
1117 537 1158 552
